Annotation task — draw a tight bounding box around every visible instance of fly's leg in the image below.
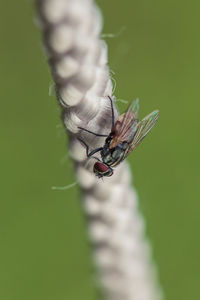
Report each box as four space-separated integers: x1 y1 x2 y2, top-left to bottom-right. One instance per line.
108 95 115 128
78 127 107 137
77 138 102 162
78 96 115 136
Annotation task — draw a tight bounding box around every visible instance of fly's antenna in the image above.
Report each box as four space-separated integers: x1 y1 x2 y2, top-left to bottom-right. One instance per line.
35 1 163 300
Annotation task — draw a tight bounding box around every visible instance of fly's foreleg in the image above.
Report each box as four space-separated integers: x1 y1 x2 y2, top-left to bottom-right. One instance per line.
77 138 103 159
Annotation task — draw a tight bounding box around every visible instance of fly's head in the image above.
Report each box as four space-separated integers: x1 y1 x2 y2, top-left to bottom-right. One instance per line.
93 162 113 178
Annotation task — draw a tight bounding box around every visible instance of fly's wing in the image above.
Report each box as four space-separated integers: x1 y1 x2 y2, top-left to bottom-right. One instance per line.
118 98 139 135
126 110 159 155
109 99 139 148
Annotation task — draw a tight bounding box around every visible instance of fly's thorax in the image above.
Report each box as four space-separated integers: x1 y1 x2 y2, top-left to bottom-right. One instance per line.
101 141 129 167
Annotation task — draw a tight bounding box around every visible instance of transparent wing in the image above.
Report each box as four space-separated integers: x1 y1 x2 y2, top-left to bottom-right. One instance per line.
109 99 139 148
118 98 139 136
126 110 159 154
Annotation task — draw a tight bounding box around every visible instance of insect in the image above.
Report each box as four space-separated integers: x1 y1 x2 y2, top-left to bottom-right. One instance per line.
78 96 159 178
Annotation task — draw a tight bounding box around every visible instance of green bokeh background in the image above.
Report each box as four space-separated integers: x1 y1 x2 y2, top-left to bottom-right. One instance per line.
1 0 199 299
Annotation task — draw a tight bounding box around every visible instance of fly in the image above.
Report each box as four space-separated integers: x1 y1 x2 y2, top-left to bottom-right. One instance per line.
78 96 159 178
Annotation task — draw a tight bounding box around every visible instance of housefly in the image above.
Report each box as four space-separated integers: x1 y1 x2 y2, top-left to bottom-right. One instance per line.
78 96 159 178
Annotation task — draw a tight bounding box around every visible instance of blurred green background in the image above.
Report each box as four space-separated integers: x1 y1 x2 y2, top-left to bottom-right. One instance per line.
0 0 199 299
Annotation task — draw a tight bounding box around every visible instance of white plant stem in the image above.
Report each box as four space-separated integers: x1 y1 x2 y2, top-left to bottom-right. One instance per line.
35 0 163 299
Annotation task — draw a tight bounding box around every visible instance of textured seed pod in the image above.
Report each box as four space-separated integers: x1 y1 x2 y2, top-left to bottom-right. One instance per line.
35 1 163 299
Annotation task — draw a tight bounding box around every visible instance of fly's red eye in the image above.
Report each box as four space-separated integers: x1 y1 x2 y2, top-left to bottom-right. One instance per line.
94 162 109 173
93 162 113 178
